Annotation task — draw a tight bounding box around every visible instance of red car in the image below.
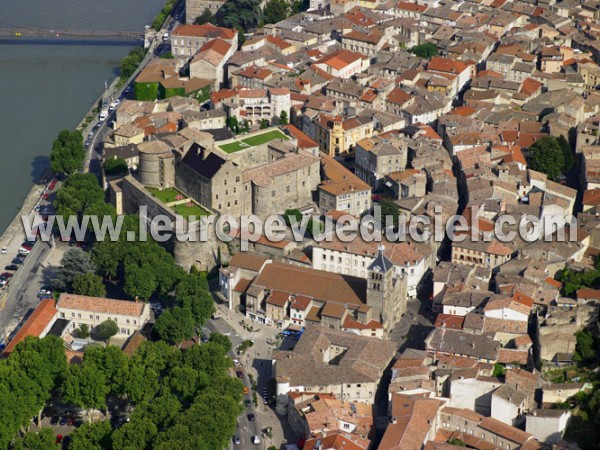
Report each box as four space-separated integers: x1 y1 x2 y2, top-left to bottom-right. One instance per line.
48 178 58 191
42 192 49 200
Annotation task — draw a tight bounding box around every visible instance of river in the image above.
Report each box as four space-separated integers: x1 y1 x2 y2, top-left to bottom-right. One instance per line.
0 0 165 235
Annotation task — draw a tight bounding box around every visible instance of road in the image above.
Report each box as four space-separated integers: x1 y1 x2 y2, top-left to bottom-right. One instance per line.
83 0 184 178
203 318 266 450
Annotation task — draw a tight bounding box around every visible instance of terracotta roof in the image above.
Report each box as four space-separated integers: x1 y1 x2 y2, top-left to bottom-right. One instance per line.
233 278 252 293
191 38 232 66
291 295 312 311
266 290 290 307
520 77 543 96
386 88 412 106
172 23 236 40
254 262 367 307
434 314 465 330
314 49 365 71
2 299 57 356
229 252 268 271
283 124 318 149
57 294 145 317
583 188 600 206
320 153 371 197
428 57 470 75
343 317 382 330
305 433 369 450
577 288 600 300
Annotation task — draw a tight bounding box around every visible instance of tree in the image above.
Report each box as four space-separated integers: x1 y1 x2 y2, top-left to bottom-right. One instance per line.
12 428 58 450
409 42 438 58
574 329 596 363
75 324 90 339
448 438 466 447
260 119 270 129
52 248 96 292
112 417 158 450
120 47 145 82
72 273 106 297
154 307 195 344
104 157 128 175
283 208 302 226
227 116 239 134
123 263 158 300
69 421 113 450
62 361 110 422
492 363 505 377
379 198 400 228
216 0 263 31
264 0 290 24
209 333 232 353
50 129 85 175
83 345 129 394
279 110 289 125
194 8 214 25
95 319 119 343
291 0 309 13
53 172 109 218
528 136 565 181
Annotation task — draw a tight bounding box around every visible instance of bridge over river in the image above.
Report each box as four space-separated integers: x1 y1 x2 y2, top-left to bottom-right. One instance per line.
0 20 144 43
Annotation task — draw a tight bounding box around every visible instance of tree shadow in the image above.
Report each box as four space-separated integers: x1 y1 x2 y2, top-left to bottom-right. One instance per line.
31 155 51 184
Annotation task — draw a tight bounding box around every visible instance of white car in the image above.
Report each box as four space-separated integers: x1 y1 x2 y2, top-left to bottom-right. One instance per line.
108 101 117 111
251 436 260 445
233 359 240 367
18 248 30 255
99 111 108 121
0 247 6 254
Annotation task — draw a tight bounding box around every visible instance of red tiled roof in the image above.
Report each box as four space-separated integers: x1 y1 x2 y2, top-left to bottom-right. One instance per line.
2 299 57 356
283 124 318 149
434 314 465 330
172 23 237 40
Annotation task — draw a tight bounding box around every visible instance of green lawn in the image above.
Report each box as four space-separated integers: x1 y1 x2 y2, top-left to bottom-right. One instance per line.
219 130 288 153
220 141 249 153
147 187 182 204
171 203 209 219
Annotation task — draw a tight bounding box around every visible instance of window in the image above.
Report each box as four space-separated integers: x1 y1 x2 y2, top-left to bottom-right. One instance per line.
286 186 290 193
96 315 99 320
78 313 81 318
71 313 75 317
89 315 93 319
235 176 240 182
126 319 130 324
60 313 65 318
133 320 137 325
343 423 350 429
272 191 276 197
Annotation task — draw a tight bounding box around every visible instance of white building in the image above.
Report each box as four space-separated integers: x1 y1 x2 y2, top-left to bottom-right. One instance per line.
526 409 571 444
312 237 428 298
56 293 152 337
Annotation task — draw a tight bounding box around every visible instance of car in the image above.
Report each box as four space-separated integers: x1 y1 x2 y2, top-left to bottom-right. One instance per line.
244 399 252 407
108 101 117 111
88 131 94 139
55 435 63 444
42 192 49 200
66 418 74 426
84 140 90 148
59 417 68 426
99 111 108 121
0 272 13 280
251 435 261 445
247 413 255 421
12 257 24 264
0 247 6 254
243 387 249 394
18 248 30 255
5 265 19 271
236 370 244 379
50 416 59 426
233 435 241 445
48 179 58 190
233 359 240 367
21 242 33 249
38 288 51 297
263 398 269 405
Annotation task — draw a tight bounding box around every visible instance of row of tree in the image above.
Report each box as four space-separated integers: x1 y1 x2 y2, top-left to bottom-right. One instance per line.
3 336 241 449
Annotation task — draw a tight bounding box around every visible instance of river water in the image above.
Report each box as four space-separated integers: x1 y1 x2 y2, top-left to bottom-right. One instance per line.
0 0 165 234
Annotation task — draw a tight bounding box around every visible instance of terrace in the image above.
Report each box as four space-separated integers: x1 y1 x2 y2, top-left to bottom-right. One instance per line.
146 187 209 220
219 129 289 153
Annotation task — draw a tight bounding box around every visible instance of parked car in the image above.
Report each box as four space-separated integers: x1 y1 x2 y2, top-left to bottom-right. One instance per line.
18 248 30 255
247 413 255 422
252 435 260 445
5 265 19 271
233 435 241 445
59 417 68 426
244 399 252 407
243 387 249 394
1 247 6 254
50 416 59 426
236 370 244 379
21 242 33 250
0 273 13 280
48 178 58 190
38 288 52 298
233 359 240 367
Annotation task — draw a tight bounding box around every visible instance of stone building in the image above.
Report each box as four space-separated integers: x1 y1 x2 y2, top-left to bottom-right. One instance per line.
137 140 175 189
185 0 227 23
171 24 237 59
273 325 397 404
312 114 374 157
318 154 372 217
354 136 409 189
